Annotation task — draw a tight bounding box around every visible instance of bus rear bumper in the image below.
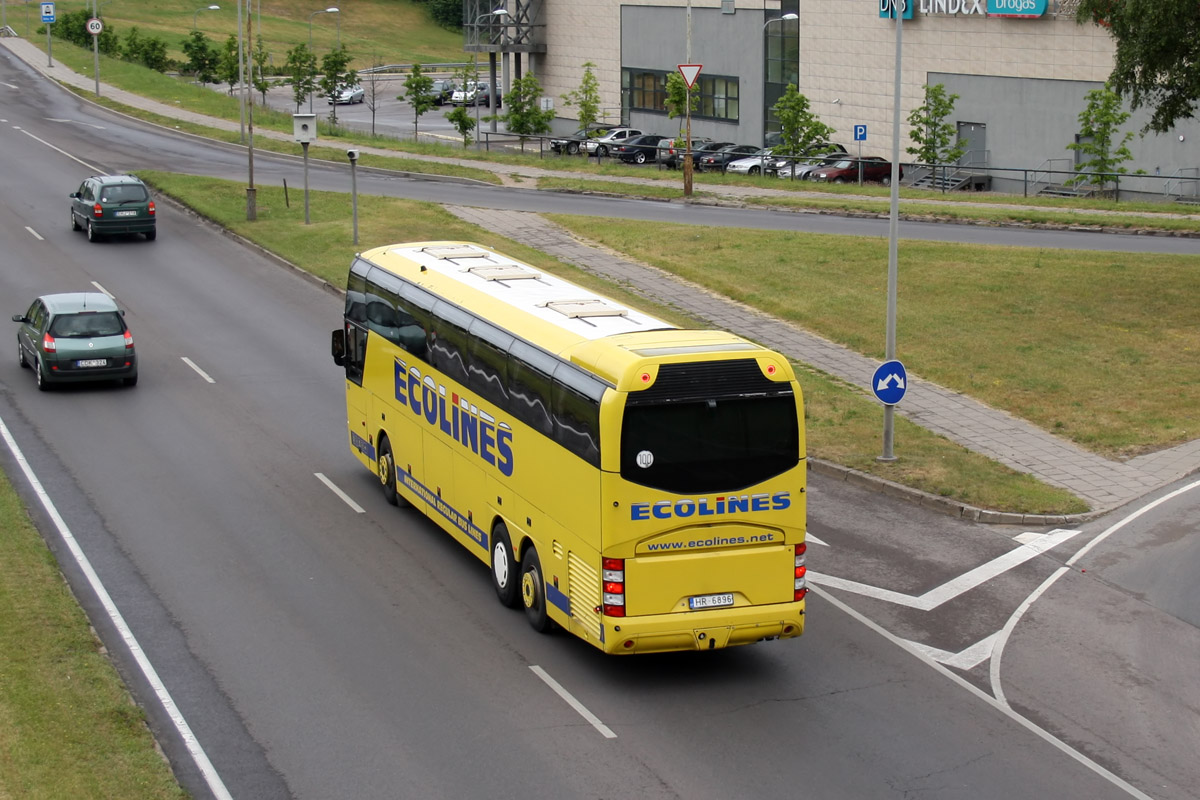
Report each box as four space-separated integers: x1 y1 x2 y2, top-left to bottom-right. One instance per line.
598 601 805 655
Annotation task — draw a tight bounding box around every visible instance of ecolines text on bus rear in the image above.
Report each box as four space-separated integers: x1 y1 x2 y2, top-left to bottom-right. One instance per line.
331 242 806 654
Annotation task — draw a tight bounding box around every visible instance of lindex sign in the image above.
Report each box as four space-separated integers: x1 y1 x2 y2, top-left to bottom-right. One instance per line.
678 64 702 89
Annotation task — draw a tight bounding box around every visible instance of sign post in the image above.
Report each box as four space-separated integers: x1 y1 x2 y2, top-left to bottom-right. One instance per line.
40 2 54 67
854 124 867 185
87 17 102 96
678 63 701 197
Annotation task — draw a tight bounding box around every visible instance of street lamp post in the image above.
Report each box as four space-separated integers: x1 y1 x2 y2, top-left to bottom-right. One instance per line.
472 8 509 150
192 3 218 29
308 6 339 113
762 13 798 172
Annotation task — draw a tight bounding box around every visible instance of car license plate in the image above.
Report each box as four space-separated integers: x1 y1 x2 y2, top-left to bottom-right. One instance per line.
77 359 106 368
116 210 138 217
688 592 734 611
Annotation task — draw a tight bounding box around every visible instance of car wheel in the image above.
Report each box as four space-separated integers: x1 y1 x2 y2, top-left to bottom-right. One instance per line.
490 522 521 608
749 166 761 175
596 145 608 157
71 209 81 231
144 229 157 241
520 546 553 633
881 176 892 186
566 141 579 155
18 339 27 369
834 177 847 184
86 219 101 242
35 359 49 391
634 151 647 164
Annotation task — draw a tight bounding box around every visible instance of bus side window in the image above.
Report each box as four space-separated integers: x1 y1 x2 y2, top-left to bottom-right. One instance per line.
551 366 604 466
468 320 513 408
508 340 555 436
429 302 471 386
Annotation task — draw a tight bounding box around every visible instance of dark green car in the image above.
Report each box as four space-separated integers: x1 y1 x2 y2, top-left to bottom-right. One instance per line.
13 293 138 390
69 174 157 242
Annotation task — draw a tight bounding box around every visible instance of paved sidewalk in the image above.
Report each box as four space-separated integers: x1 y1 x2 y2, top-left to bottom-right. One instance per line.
6 35 1199 519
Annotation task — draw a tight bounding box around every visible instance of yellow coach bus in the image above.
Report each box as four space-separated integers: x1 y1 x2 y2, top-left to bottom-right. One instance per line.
331 242 807 654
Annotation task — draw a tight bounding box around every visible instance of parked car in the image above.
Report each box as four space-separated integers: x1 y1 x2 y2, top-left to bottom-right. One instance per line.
330 84 365 104
725 147 783 176
776 154 845 181
69 174 156 243
427 78 458 106
697 144 761 173
810 156 902 185
451 81 491 106
657 140 732 170
584 127 644 157
612 133 669 164
12 292 138 390
550 124 614 155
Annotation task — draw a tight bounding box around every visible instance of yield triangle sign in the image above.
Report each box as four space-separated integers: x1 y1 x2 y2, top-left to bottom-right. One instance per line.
678 64 702 89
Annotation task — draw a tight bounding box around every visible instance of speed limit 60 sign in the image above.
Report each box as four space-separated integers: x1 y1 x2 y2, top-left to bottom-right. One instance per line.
86 17 103 35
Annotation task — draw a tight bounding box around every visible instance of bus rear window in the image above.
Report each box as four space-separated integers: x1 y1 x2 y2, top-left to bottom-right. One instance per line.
620 395 799 494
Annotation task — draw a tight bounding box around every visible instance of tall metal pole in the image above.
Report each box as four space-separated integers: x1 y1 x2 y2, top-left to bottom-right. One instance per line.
302 142 311 224
237 0 245 143
91 0 99 96
880 0 904 462
246 4 256 220
683 0 693 197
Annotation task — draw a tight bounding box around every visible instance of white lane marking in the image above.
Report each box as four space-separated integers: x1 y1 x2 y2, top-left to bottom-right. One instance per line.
905 632 999 671
2 83 17 90
90 281 114 298
807 528 1080 610
989 477 1200 708
0 414 234 800
180 357 216 383
18 128 104 172
25 226 44 241
45 117 106 130
816 587 1157 800
529 665 617 739
315 473 365 513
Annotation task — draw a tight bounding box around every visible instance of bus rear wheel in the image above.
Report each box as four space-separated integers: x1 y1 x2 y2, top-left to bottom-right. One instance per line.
377 437 409 507
490 522 520 608
520 546 553 633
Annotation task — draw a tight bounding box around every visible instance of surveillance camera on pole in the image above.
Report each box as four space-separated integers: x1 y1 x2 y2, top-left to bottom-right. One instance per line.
293 113 317 224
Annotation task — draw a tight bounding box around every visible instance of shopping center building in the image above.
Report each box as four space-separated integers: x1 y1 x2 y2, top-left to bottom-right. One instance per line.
467 0 1200 197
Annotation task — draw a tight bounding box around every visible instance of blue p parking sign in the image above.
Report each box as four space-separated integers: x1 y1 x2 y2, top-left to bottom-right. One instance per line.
853 125 867 142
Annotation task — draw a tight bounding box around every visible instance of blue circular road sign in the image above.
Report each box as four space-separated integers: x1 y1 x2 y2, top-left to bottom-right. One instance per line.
872 359 907 405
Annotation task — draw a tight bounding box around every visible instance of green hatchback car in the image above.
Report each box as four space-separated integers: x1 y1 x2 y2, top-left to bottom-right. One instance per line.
13 293 138 390
69 174 157 242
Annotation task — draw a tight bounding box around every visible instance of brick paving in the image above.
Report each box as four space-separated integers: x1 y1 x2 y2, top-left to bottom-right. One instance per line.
7 36 1198 519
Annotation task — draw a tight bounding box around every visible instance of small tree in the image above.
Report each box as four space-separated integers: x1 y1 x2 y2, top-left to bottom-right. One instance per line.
1066 85 1144 192
252 35 271 104
771 84 837 178
363 55 387 136
284 43 317 112
182 30 220 86
499 74 556 146
906 83 966 167
217 34 240 96
403 63 436 139
446 105 477 148
561 61 601 131
319 45 356 126
664 71 698 141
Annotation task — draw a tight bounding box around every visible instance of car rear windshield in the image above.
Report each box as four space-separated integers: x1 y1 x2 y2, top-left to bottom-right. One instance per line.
99 185 148 203
50 311 125 338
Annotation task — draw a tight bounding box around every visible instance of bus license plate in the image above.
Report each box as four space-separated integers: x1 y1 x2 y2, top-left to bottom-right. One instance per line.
77 359 106 368
689 592 734 610
116 210 138 217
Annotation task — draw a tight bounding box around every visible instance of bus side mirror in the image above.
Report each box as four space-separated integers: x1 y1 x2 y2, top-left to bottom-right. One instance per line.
331 328 346 366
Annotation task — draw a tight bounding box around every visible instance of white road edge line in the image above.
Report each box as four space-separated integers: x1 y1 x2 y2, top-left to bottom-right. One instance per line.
314 473 365 513
814 586 1156 800
18 127 105 172
91 281 114 298
25 226 44 241
0 414 234 800
180 357 216 383
529 665 617 739
905 631 999 671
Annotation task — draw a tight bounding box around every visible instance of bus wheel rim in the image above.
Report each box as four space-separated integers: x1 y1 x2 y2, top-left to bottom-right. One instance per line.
493 542 510 587
522 569 540 609
378 452 392 485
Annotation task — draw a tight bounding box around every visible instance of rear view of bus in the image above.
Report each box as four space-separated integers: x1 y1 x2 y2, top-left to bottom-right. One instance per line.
593 333 806 654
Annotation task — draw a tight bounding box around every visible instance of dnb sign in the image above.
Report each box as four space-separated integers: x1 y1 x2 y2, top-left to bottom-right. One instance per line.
880 0 1047 18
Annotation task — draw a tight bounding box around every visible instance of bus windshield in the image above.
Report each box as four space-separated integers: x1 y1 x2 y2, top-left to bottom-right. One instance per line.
620 394 799 494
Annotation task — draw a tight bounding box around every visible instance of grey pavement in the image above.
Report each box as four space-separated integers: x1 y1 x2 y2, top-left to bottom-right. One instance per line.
6 35 1199 521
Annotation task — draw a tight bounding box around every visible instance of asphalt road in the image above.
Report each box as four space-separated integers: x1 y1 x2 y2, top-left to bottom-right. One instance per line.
1 47 1198 800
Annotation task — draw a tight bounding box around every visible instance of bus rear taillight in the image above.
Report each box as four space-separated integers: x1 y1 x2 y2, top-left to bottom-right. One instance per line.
602 557 625 617
794 542 807 601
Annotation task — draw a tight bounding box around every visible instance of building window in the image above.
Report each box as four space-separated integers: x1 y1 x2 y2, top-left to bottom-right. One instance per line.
622 68 739 122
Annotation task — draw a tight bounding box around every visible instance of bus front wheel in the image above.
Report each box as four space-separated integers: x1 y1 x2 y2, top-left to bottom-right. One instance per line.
520 546 553 633
377 437 409 507
491 522 520 608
